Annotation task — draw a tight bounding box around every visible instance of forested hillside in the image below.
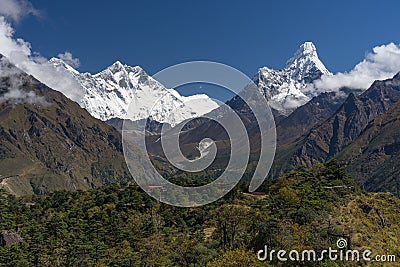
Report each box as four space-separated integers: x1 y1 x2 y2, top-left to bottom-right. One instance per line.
0 161 399 266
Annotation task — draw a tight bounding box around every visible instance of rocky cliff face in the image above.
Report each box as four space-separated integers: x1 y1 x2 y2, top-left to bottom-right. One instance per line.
337 98 400 193
276 90 352 146
289 72 400 168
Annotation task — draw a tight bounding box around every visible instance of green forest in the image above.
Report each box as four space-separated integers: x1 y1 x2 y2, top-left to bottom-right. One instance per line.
0 160 399 266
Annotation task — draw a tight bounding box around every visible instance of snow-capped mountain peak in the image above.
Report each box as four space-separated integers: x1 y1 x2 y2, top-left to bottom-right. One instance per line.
286 41 318 65
285 41 331 82
254 41 332 115
49 59 219 126
99 61 142 76
110 60 124 69
104 61 125 74
49 57 80 75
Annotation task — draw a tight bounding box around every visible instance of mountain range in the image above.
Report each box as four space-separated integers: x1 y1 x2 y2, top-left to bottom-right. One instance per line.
49 58 219 127
144 43 400 197
48 41 335 125
269 72 400 193
143 43 352 161
1 41 400 197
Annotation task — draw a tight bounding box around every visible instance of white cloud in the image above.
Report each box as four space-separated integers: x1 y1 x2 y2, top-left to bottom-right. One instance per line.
0 16 84 103
57 51 80 68
314 43 400 91
0 58 50 106
0 0 40 22
0 87 49 106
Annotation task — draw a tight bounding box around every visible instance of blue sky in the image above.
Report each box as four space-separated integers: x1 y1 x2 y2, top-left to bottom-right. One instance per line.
2 0 400 101
16 0 400 74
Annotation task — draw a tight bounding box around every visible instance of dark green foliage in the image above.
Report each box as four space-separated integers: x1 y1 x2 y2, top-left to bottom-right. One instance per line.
0 162 399 266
